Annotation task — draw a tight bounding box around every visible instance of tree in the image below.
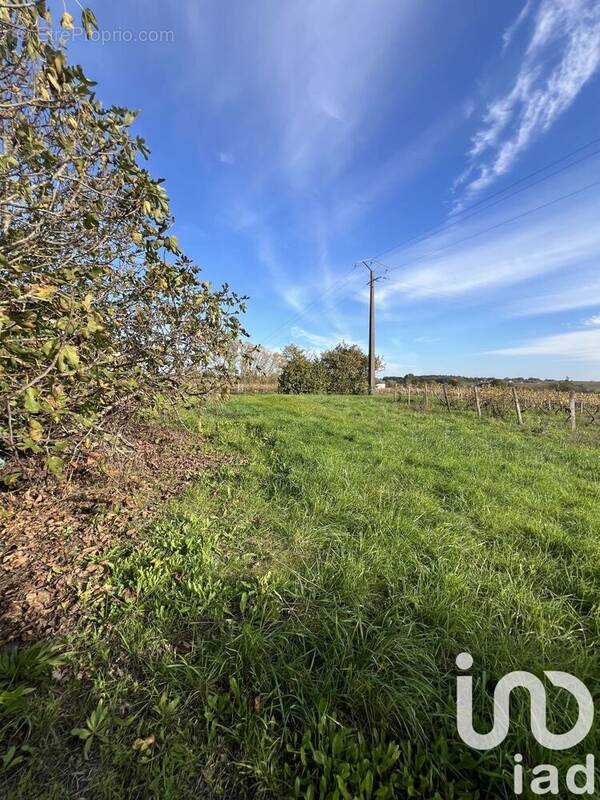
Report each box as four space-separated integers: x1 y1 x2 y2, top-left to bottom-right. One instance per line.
278 343 384 395
556 377 574 393
0 3 247 480
278 354 326 394
235 343 282 387
321 343 378 394
281 344 305 363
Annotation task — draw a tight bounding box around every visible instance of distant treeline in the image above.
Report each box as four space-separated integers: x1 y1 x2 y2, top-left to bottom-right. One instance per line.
383 375 600 393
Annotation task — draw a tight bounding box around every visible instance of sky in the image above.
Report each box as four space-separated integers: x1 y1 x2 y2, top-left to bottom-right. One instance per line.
63 0 600 379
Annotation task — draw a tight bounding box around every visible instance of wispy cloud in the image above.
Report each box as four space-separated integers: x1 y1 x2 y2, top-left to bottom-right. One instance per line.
218 151 235 165
490 327 600 361
458 0 600 199
510 272 600 316
584 314 600 326
502 0 534 51
181 0 420 189
378 176 600 306
291 326 358 352
249 227 310 314
280 286 306 313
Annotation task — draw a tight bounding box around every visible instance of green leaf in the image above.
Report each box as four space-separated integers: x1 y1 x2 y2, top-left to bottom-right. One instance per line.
2 745 25 771
164 235 180 253
46 456 65 479
71 727 92 739
60 345 79 369
0 471 23 488
81 8 99 39
122 111 137 126
47 71 61 93
335 775 351 800
24 388 40 413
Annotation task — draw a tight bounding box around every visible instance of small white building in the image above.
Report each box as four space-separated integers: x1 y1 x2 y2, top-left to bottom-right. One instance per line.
375 382 387 391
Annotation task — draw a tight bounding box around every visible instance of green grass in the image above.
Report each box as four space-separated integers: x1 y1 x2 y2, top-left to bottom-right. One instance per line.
3 395 600 798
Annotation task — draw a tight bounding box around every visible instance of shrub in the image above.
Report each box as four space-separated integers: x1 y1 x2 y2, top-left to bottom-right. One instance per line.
279 355 326 394
321 344 368 394
278 343 384 395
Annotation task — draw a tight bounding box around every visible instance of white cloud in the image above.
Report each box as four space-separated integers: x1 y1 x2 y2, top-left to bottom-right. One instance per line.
584 314 600 326
510 271 600 316
381 361 417 376
290 326 357 352
459 0 600 199
377 180 600 306
180 0 424 189
502 0 534 51
490 328 600 361
279 286 305 313
247 226 309 313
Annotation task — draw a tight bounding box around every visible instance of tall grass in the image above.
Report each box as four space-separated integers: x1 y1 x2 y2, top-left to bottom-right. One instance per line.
3 395 600 798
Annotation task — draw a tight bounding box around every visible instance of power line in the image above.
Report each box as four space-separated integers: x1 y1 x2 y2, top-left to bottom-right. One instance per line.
445 135 600 216
372 136 600 262
258 137 600 350
382 178 600 276
259 265 360 349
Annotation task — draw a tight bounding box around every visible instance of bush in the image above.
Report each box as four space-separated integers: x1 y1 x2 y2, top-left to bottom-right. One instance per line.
321 344 370 394
0 4 248 482
278 355 326 394
278 343 384 396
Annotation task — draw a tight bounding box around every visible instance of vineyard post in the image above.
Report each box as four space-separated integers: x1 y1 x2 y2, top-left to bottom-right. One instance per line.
408 383 411 407
424 382 429 411
512 386 523 426
443 384 451 413
569 391 576 432
474 385 482 418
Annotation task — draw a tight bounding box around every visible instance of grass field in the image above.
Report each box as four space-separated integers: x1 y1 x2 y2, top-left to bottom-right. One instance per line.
3 395 600 798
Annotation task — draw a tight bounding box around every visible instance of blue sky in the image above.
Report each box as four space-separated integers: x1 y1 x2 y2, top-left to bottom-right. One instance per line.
65 0 600 378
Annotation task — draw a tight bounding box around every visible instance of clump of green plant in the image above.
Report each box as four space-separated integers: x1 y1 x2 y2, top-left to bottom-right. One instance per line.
278 350 327 394
284 709 402 799
278 344 383 395
0 643 69 773
283 707 485 800
71 699 109 760
0 2 249 484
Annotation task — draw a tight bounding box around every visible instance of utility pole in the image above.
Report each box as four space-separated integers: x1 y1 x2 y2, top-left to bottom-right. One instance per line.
361 261 376 395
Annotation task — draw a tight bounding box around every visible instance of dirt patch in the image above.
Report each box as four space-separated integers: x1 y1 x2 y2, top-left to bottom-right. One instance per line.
0 420 227 647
